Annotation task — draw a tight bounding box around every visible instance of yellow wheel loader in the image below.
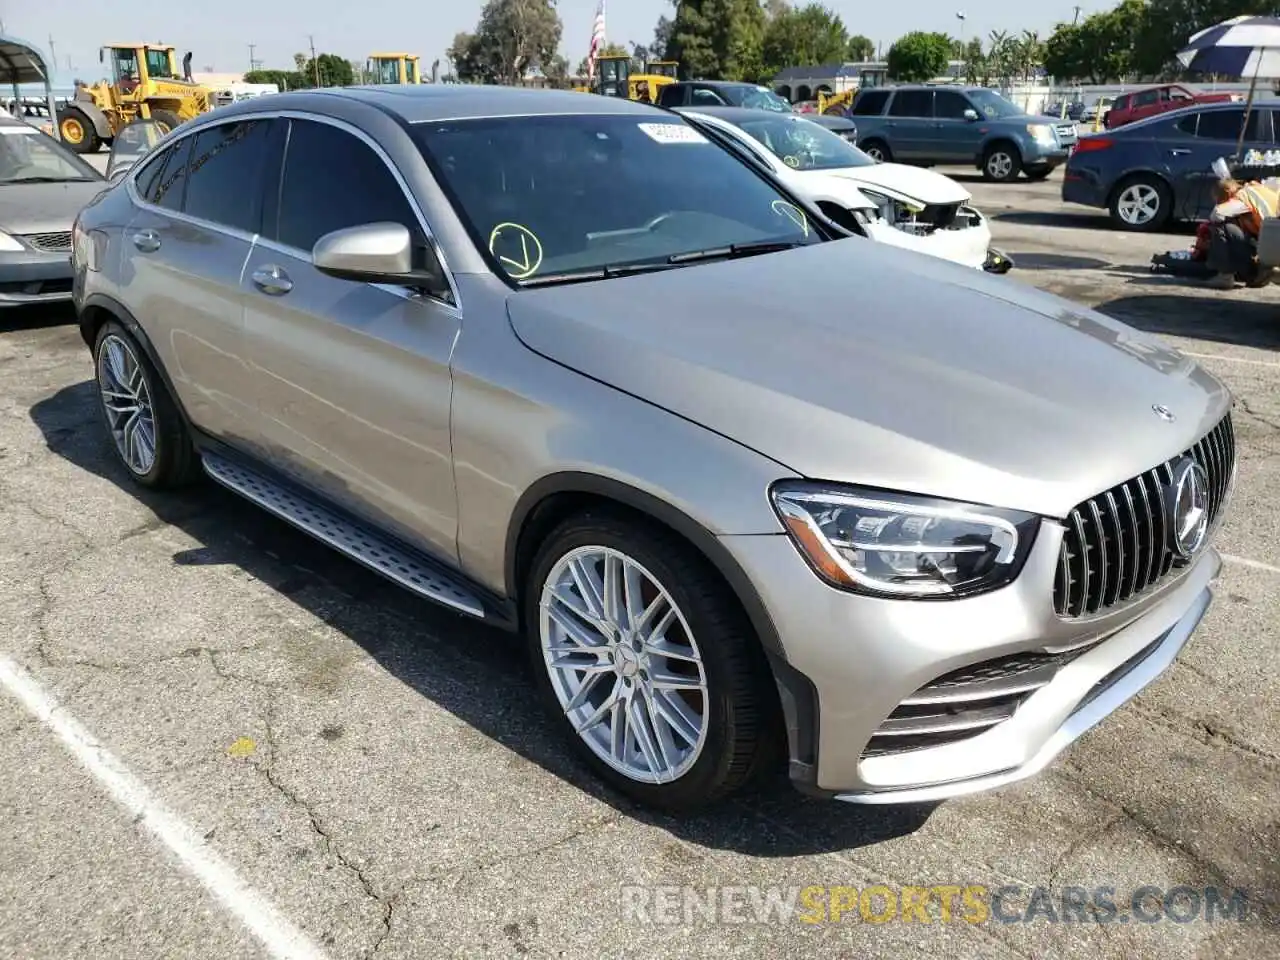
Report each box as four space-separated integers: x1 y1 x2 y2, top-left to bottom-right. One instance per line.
367 53 422 85
589 55 676 104
56 43 213 154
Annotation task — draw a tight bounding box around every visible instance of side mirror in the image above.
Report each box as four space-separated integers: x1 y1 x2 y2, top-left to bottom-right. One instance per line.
312 222 438 286
963 108 979 122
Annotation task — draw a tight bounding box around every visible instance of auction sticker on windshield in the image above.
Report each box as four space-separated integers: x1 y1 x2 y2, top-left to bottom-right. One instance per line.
637 123 708 145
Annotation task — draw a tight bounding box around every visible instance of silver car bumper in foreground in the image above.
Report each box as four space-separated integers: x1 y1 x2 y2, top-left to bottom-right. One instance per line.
0 248 74 306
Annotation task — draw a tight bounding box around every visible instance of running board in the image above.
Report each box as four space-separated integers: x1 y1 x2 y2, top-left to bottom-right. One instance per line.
201 451 486 619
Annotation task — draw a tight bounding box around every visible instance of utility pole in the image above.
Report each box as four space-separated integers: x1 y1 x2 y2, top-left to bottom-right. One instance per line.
48 35 57 72
308 35 320 86
1072 6 1082 24
248 43 257 72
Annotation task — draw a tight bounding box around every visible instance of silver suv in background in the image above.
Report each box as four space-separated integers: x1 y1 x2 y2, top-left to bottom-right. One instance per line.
72 85 1233 812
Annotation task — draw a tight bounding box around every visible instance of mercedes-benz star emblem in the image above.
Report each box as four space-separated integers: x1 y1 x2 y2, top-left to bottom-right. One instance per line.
1167 457 1210 561
1152 404 1175 422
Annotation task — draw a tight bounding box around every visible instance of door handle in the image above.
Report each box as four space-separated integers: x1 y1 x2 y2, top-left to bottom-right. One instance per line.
251 264 293 296
130 229 160 252
1169 148 1191 156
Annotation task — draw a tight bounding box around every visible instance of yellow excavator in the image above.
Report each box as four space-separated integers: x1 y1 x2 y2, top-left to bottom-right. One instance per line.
57 43 213 153
578 54 677 103
816 89 853 116
367 53 422 85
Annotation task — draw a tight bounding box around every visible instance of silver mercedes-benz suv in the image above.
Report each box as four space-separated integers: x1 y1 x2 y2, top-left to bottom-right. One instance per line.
71 85 1234 812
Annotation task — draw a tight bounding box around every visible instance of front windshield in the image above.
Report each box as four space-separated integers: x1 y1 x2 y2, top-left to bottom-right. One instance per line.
0 129 99 182
737 87 792 112
966 89 1026 120
735 115 876 170
414 114 820 284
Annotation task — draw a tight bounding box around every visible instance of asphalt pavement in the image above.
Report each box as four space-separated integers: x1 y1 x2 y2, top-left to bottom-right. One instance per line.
0 161 1277 959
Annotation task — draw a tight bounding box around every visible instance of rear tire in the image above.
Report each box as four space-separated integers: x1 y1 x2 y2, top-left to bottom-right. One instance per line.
982 142 1022 182
56 107 100 154
1108 174 1172 232
524 510 777 812
1025 166 1052 181
93 321 200 489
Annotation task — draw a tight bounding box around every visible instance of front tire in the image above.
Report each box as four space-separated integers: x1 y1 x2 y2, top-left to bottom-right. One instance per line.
861 139 891 162
149 108 183 135
93 321 199 489
525 511 775 812
982 142 1022 182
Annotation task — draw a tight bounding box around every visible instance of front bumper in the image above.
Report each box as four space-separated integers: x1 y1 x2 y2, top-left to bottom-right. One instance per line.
1022 144 1071 168
719 521 1220 800
0 250 74 306
862 206 992 270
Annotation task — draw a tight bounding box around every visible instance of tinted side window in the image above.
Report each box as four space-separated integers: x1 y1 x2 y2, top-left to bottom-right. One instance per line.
182 119 274 232
273 119 419 252
1134 90 1160 107
691 88 725 105
134 144 177 203
851 89 890 115
146 135 193 212
933 91 971 119
888 90 932 117
1176 114 1198 135
1113 95 1130 111
1194 109 1259 141
656 84 684 106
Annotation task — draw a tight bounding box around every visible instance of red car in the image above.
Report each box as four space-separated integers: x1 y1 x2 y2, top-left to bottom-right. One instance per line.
1104 84 1240 129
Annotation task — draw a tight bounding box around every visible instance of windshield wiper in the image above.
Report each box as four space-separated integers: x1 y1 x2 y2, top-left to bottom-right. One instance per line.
666 239 809 264
518 240 809 288
6 176 95 183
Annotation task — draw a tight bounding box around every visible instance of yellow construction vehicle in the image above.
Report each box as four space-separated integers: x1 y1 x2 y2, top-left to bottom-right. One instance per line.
644 60 679 81
816 89 853 116
367 53 422 85
585 54 676 103
56 43 212 154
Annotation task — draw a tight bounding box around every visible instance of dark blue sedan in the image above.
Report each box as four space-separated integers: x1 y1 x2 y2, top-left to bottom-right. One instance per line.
1062 99 1279 231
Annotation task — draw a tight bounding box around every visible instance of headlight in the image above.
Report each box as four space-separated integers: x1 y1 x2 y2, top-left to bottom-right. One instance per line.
770 481 1040 599
1027 123 1056 145
0 231 23 252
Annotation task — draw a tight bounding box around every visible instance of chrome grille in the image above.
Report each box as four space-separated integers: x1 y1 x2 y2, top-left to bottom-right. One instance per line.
860 639 1105 757
1054 413 1235 619
21 231 72 253
1056 123 1078 145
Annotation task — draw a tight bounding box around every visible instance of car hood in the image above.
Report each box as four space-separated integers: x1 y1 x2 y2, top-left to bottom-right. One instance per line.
821 163 970 206
0 179 106 235
507 240 1229 519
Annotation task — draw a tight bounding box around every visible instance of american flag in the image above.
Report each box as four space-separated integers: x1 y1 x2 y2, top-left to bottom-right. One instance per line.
587 0 606 81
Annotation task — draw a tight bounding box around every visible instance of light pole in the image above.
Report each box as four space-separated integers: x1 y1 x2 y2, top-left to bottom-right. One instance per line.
956 11 966 42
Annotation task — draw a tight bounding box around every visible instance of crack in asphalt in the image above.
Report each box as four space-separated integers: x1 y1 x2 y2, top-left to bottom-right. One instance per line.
1235 396 1280 436
209 651 396 959
1133 701 1280 766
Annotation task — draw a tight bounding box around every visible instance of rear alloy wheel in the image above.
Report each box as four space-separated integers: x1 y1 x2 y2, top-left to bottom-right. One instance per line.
1109 176 1172 232
526 513 774 811
982 143 1022 182
93 321 199 489
57 107 100 154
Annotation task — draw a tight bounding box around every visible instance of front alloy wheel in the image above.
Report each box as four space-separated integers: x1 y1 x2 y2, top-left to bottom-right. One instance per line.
97 332 157 476
541 546 709 783
527 513 776 811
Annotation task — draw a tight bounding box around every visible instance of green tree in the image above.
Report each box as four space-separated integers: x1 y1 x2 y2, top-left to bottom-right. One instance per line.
651 14 676 59
846 34 874 61
243 68 305 90
1043 23 1086 82
669 0 767 81
961 37 987 83
762 3 848 76
886 31 950 82
448 31 490 83
462 0 563 85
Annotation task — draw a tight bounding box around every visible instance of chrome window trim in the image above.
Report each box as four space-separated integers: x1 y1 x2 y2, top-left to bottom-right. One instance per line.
124 109 462 314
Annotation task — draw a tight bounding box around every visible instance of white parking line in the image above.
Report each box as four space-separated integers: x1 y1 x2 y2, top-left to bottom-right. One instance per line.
1222 553 1280 575
0 655 328 960
1184 352 1280 370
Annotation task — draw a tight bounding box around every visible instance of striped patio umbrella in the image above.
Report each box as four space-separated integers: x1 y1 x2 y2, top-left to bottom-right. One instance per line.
1178 15 1280 160
1178 15 1280 76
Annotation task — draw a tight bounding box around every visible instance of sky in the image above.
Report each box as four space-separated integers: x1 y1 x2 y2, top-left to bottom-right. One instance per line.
2 0 1118 87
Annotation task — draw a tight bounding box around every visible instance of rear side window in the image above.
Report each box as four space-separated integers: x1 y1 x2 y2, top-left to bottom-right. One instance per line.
272 118 420 252
1113 95 1130 111
1134 90 1160 107
1176 114 1199 135
182 119 274 233
888 90 932 117
138 135 193 211
851 90 889 115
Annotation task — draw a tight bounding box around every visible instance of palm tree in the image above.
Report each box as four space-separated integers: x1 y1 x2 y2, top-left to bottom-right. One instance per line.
1020 29 1041 81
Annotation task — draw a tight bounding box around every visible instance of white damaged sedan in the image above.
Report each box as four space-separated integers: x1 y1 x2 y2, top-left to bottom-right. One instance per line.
677 106 1003 272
